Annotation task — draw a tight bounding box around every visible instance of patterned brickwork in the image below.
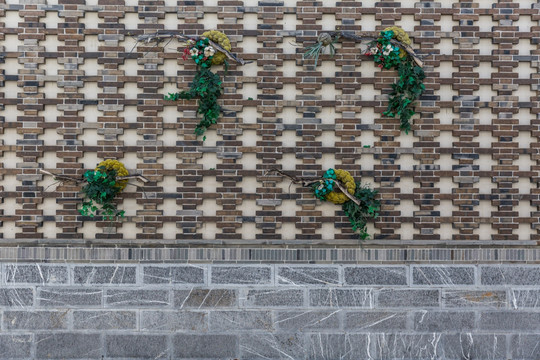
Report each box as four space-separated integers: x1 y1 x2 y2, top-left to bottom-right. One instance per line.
0 0 539 246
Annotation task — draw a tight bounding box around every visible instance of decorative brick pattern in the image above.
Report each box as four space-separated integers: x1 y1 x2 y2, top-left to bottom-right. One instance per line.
0 2 539 246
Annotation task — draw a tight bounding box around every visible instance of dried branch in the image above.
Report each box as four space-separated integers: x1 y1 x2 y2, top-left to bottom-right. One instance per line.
266 168 361 206
135 32 252 65
310 31 425 68
39 169 84 184
40 169 150 185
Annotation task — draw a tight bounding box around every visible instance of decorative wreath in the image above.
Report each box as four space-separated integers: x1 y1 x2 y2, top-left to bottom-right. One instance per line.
272 168 379 240
313 169 356 204
165 30 239 139
312 168 379 239
79 160 129 220
202 30 231 65
96 159 129 190
303 27 426 134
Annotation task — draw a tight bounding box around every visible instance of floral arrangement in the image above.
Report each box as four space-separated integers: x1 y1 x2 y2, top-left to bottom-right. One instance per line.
366 27 425 133
302 27 426 134
311 168 380 240
165 31 232 139
183 38 216 68
202 30 231 65
79 160 129 220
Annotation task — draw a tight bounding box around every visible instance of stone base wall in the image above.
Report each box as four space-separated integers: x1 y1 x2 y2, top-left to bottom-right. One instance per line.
1 259 538 359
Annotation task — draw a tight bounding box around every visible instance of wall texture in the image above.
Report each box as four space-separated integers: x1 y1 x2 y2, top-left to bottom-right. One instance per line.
0 260 538 359
1 0 539 246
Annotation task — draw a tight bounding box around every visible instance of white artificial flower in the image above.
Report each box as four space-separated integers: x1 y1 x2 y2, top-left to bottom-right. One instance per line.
204 46 215 57
370 47 379 54
189 48 199 57
382 44 394 56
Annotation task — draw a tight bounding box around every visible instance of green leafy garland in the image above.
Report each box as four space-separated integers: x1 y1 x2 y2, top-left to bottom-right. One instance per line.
311 168 380 240
165 67 222 138
164 37 225 140
302 28 425 134
79 166 125 221
366 30 425 133
342 183 380 240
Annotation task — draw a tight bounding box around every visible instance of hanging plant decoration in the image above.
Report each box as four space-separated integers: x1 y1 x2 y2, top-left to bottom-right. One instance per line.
302 27 427 134
135 31 250 140
40 161 149 221
270 168 380 240
79 160 130 220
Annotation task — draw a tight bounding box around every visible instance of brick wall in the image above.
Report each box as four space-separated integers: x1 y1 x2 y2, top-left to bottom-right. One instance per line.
1 0 539 246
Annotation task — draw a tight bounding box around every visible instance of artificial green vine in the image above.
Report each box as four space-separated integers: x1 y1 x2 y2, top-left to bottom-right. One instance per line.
165 67 223 138
312 169 379 240
367 30 425 134
164 33 233 139
273 168 380 240
79 166 125 221
341 183 380 240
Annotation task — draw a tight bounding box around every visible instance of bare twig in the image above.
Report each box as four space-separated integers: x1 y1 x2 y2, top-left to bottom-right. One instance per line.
134 32 253 65
125 183 149 199
306 31 425 68
117 175 150 183
39 169 84 184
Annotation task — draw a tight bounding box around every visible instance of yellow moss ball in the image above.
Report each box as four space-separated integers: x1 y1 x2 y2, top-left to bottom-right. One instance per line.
202 30 231 66
325 169 356 204
384 26 411 58
95 159 129 191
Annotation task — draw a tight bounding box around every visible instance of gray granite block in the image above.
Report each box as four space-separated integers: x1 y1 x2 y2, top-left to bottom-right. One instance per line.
141 310 207 332
240 333 305 360
479 311 540 330
245 289 304 307
105 289 169 307
73 310 137 330
372 333 445 360
277 266 339 285
412 266 475 285
0 335 32 358
211 266 272 284
481 266 540 285
35 333 102 359
442 334 506 360
344 266 407 285
173 335 238 359
173 289 236 308
309 288 372 308
5 264 68 284
442 290 507 308
413 311 475 331
510 289 540 308
377 289 440 308
306 334 369 360
106 334 168 359
4 310 68 330
275 310 340 330
143 265 205 284
73 265 136 285
510 334 540 360
39 288 102 307
210 310 273 331
344 311 407 331
0 288 33 307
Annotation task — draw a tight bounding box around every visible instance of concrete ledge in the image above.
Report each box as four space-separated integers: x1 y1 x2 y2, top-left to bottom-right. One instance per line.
0 247 538 263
